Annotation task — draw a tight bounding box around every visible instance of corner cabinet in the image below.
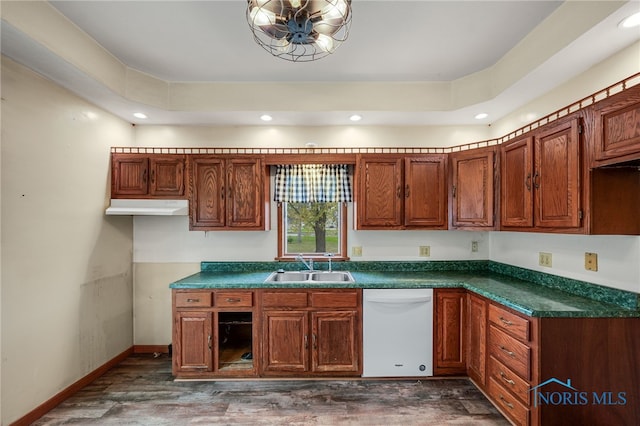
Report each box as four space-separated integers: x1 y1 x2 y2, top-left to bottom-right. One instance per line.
501 117 583 232
111 153 186 198
188 156 266 230
172 289 258 378
449 147 497 229
355 154 447 230
259 289 362 377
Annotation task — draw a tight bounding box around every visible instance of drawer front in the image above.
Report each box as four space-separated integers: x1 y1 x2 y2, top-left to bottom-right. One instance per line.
175 291 212 308
261 291 308 308
215 291 253 307
310 290 360 308
489 304 530 342
488 356 530 406
488 377 530 426
488 325 531 380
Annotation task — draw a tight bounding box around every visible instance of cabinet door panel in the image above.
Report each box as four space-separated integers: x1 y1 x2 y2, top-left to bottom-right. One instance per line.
357 157 403 228
227 158 264 228
405 156 447 228
111 155 149 197
535 119 581 228
312 311 359 373
190 157 225 229
451 150 494 228
434 289 466 375
501 137 533 228
262 311 308 373
150 155 185 197
174 311 212 372
467 294 487 386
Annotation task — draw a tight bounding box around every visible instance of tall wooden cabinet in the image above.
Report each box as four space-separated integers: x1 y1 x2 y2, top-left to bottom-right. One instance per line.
501 117 583 232
449 147 497 229
188 156 265 230
356 155 447 229
259 289 362 377
111 153 186 198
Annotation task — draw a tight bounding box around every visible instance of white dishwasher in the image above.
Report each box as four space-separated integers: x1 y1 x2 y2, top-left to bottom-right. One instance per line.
362 288 433 377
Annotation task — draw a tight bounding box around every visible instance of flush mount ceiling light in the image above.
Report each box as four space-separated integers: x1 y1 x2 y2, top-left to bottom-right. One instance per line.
133 112 148 119
247 0 352 62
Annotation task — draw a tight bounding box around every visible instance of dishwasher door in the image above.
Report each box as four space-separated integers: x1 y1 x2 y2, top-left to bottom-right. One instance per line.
362 289 433 377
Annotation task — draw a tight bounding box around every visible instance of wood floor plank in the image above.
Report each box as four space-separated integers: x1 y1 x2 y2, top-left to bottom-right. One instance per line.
32 354 509 425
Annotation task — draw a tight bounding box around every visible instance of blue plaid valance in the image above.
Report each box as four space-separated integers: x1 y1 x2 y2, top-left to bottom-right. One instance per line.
274 164 353 203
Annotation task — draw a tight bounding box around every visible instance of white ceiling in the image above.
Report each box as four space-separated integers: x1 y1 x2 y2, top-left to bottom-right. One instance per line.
2 1 640 126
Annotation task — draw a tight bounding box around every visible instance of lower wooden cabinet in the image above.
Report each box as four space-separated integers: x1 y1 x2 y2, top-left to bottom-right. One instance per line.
260 289 362 377
172 289 257 378
434 289 467 375
466 293 487 386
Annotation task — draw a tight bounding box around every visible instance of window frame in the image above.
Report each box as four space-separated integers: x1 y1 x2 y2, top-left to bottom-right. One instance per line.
276 202 349 261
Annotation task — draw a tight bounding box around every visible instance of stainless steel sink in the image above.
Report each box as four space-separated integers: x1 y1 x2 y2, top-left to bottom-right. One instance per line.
264 270 355 284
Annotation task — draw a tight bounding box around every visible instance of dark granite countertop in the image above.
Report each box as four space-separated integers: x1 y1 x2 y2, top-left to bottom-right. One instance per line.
170 261 640 318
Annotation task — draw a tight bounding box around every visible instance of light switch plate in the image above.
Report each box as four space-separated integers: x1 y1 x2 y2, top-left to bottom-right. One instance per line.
419 246 431 257
352 246 362 257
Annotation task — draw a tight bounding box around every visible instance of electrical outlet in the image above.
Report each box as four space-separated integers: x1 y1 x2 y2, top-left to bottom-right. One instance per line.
352 246 362 257
419 246 431 257
471 241 479 252
539 252 552 267
585 252 598 271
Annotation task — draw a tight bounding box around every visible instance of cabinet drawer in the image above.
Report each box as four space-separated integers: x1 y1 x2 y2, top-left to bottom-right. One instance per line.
489 304 530 342
261 291 308 308
310 290 359 308
488 356 530 406
488 377 529 426
175 291 212 308
215 291 253 307
488 325 531 380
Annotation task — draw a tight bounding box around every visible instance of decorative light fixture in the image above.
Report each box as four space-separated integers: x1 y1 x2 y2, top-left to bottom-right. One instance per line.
247 0 352 62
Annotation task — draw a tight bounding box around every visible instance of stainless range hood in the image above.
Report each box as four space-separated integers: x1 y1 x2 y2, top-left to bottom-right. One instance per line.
105 199 189 216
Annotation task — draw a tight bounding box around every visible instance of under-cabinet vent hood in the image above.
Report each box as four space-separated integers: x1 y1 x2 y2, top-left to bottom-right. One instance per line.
105 199 188 216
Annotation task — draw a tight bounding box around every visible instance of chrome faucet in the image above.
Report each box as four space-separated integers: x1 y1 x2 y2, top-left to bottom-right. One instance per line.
325 253 334 272
295 254 314 271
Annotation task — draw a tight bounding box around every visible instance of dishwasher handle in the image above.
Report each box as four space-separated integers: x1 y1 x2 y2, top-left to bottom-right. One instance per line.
366 296 431 304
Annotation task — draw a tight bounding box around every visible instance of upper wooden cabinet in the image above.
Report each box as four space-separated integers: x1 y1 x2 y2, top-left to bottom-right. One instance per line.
590 84 640 167
356 154 447 230
449 147 497 229
188 156 265 230
501 118 583 232
111 153 185 198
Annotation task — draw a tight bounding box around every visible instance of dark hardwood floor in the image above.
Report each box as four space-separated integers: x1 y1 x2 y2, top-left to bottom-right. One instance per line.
33 354 509 425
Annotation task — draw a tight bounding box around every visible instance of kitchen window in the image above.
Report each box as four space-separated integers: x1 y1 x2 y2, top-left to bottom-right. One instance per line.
274 164 351 260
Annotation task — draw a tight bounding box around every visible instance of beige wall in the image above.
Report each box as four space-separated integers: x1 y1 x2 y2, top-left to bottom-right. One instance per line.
1 57 135 424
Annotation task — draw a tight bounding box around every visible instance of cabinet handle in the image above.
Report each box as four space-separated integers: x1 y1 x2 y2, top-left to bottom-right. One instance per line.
312 333 317 350
499 345 516 358
225 298 242 303
533 171 540 189
221 185 225 199
396 186 401 198
142 169 147 184
499 371 515 385
499 316 513 326
525 173 531 191
207 334 212 350
499 395 514 409
150 169 155 184
186 298 200 303
405 184 410 198
452 185 457 198
304 335 308 349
